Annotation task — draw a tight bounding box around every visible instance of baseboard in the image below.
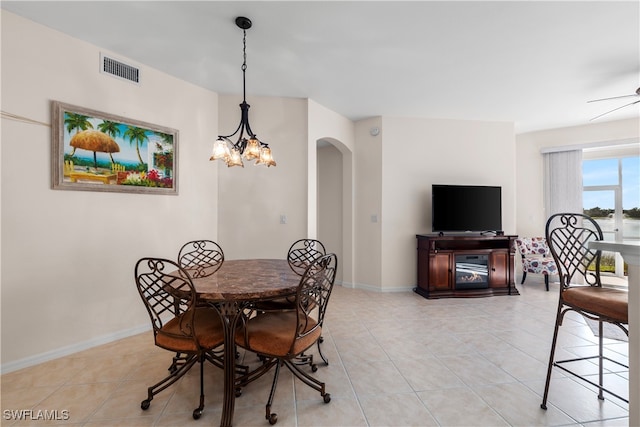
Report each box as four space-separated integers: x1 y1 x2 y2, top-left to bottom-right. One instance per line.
1 323 151 374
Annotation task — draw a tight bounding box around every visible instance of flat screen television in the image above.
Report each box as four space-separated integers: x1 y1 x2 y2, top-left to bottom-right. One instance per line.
432 184 502 233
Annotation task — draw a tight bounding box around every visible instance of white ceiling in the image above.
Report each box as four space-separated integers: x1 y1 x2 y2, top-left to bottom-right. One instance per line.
2 1 639 134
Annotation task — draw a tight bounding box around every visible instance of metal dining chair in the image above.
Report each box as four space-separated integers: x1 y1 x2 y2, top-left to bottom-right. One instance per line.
235 253 338 425
134 257 225 420
540 213 629 410
254 238 331 366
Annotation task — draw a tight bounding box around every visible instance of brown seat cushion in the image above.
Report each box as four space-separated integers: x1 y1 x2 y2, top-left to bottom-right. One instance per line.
563 286 628 323
155 307 224 352
235 311 321 358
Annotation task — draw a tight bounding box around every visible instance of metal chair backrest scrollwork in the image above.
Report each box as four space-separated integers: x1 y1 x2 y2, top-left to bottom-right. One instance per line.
135 257 197 345
293 253 338 351
545 213 603 289
178 240 224 278
287 239 326 275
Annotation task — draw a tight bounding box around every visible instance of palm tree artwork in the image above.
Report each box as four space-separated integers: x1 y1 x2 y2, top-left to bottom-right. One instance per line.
64 113 93 156
97 120 121 163
124 126 148 165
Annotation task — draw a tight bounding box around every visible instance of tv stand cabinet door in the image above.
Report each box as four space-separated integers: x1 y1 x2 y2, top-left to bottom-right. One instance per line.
489 250 508 287
429 252 452 290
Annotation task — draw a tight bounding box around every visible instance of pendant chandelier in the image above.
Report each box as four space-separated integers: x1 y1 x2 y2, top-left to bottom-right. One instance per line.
210 16 276 168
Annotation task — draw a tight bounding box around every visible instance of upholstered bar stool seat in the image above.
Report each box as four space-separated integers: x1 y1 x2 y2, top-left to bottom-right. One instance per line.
563 287 628 323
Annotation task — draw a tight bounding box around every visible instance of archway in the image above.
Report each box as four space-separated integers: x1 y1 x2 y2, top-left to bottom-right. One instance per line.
316 137 353 286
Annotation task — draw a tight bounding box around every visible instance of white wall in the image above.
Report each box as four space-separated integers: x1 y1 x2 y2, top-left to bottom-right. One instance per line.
354 118 384 289
378 117 516 290
1 12 219 370
515 118 640 238
216 95 308 260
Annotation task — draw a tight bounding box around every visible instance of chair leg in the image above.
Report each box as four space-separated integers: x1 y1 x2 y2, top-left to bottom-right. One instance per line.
142 354 198 410
283 360 331 404
193 354 205 419
317 337 329 366
265 361 281 425
544 275 549 291
541 302 562 410
598 321 605 401
521 271 527 284
169 352 188 373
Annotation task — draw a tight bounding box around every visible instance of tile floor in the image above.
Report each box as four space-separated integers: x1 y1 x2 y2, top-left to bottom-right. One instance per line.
1 276 630 426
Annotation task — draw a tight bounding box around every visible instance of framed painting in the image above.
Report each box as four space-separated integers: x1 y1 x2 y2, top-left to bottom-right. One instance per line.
51 101 178 195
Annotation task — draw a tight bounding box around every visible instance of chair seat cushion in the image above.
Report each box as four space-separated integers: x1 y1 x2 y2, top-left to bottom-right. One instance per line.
563 286 628 323
522 257 557 275
235 311 321 358
156 307 224 352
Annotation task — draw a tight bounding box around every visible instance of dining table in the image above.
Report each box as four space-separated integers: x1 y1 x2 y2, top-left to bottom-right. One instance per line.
588 240 640 426
192 258 301 427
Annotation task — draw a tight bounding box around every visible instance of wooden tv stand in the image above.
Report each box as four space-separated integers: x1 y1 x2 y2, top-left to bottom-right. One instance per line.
415 234 518 299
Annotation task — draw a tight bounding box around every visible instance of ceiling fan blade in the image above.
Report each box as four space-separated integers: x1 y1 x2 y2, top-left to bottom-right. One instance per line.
589 99 640 121
587 93 638 103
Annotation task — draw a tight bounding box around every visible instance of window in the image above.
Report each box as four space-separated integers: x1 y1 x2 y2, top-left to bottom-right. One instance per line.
583 150 640 278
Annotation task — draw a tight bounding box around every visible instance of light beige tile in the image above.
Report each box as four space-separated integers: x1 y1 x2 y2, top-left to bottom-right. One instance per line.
154 407 221 426
14 383 118 425
2 358 76 392
1 385 60 413
343 360 412 397
297 397 367 427
481 347 551 382
437 354 517 386
418 386 509 426
88 379 171 421
333 334 389 364
393 356 465 391
358 392 438 426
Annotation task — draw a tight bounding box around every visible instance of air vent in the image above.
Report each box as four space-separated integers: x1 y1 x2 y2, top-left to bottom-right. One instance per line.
100 53 140 84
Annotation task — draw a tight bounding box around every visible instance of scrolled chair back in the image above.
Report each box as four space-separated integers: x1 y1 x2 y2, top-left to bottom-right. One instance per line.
134 257 197 341
178 240 224 278
545 213 604 288
295 253 337 341
287 239 327 275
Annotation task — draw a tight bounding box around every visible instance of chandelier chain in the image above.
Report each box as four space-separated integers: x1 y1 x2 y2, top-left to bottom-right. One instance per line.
242 29 247 101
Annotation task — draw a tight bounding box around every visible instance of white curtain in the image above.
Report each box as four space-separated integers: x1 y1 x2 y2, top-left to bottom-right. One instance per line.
543 149 583 217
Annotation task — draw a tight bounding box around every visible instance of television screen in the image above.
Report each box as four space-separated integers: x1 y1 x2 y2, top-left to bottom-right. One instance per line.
432 185 502 233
